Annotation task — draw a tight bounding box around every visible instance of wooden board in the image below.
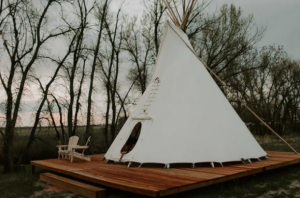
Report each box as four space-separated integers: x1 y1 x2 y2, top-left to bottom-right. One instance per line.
31 151 300 197
40 173 106 198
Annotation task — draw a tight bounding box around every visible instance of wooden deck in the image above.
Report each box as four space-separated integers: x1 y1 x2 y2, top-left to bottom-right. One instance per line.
31 151 300 197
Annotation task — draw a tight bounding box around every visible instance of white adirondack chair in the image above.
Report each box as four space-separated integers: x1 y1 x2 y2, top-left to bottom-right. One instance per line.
70 136 91 162
57 136 79 160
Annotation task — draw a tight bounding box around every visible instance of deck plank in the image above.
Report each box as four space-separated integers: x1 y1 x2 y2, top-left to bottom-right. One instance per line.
31 151 300 197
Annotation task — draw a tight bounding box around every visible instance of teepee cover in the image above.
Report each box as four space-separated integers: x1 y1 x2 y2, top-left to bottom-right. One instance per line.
104 22 266 165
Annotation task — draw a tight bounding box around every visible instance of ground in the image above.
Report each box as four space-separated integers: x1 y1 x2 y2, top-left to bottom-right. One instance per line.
1 134 300 197
0 166 85 198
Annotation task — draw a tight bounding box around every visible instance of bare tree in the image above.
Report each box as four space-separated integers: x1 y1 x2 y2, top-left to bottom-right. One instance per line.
46 98 60 141
85 0 109 138
189 4 265 81
0 0 72 173
98 4 124 147
62 0 93 137
143 0 167 55
229 46 300 135
124 0 168 94
123 18 155 94
51 94 67 143
16 29 79 166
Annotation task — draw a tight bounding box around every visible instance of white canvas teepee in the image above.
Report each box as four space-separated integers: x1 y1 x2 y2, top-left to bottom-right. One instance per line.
104 21 267 166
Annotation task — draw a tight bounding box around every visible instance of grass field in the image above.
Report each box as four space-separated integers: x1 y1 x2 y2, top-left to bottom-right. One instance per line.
0 126 109 164
1 128 300 197
1 126 299 163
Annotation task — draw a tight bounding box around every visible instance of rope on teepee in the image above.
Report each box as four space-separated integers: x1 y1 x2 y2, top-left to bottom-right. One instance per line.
167 23 297 154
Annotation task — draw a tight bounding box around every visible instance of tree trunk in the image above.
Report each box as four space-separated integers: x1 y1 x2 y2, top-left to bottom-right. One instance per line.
86 0 109 137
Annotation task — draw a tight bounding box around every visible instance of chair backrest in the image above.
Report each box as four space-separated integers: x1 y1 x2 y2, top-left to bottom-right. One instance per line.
80 136 91 155
68 136 79 150
85 136 91 146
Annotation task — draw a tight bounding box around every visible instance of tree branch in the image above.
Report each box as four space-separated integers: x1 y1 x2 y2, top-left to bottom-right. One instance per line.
0 128 4 137
0 72 7 91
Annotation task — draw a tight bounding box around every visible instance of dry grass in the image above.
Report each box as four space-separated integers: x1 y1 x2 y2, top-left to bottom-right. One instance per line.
1 126 299 165
0 126 109 165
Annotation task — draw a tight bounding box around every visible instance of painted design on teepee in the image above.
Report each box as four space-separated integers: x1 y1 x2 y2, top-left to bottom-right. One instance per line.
132 78 161 121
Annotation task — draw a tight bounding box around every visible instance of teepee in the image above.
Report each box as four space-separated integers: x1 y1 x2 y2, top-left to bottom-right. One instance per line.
104 0 295 167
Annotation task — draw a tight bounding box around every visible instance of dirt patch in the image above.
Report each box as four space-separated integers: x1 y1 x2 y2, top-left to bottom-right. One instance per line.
257 188 289 198
43 186 65 193
29 181 84 198
290 180 300 189
255 183 267 188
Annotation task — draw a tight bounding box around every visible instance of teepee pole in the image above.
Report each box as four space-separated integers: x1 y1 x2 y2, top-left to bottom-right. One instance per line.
241 104 297 154
166 11 178 26
202 61 298 154
201 65 297 154
181 0 197 31
167 24 298 154
164 1 180 27
185 0 193 11
181 0 192 29
183 0 186 17
172 0 182 23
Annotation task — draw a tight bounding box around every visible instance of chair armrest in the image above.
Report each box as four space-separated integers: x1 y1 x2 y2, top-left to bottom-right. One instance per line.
71 146 88 150
57 145 68 147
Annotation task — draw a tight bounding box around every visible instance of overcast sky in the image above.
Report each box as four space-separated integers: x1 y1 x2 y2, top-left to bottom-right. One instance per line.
218 0 300 58
1 0 299 127
117 0 300 58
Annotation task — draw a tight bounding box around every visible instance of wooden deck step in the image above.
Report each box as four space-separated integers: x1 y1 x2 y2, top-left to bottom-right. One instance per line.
40 173 106 198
